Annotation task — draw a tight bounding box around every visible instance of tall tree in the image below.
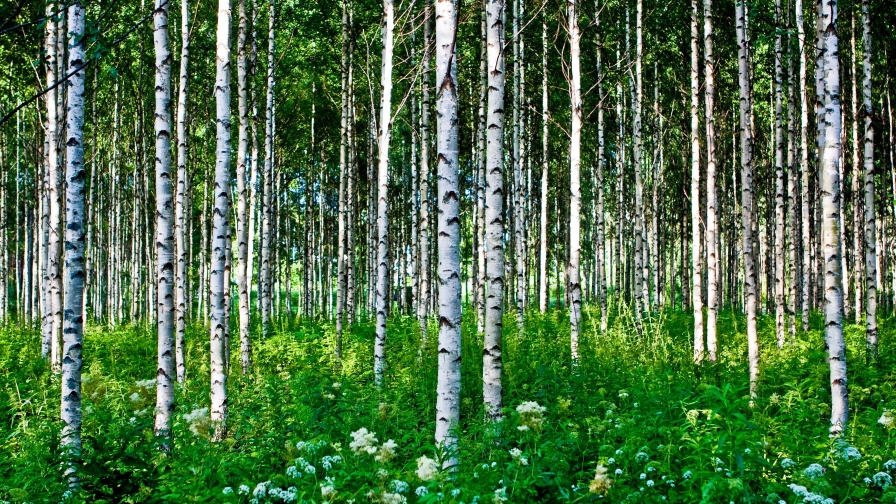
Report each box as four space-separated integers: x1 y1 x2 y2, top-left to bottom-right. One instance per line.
236 0 253 374
773 0 786 346
736 0 759 396
175 0 191 383
568 0 583 358
819 0 847 432
704 0 719 360
374 0 395 387
153 0 176 442
61 0 86 484
210 0 233 441
690 0 704 362
797 0 811 331
434 0 461 467
483 0 505 421
860 0 877 358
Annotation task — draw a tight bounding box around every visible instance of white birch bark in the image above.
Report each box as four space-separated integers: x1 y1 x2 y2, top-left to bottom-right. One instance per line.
568 0 583 358
819 0 848 431
174 0 190 383
153 0 176 441
236 0 253 374
260 0 275 335
434 0 461 466
860 0 876 358
736 0 759 396
418 4 431 338
374 0 395 387
774 0 786 347
796 0 811 331
41 1 56 360
539 15 548 315
633 0 645 323
336 0 349 357
210 0 232 441
690 0 704 362
595 0 607 331
704 0 718 360
61 1 86 484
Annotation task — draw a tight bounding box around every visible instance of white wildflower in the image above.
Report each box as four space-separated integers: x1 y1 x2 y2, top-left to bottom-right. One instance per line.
238 484 251 495
390 480 409 494
781 458 796 469
615 468 623 476
415 486 428 497
222 487 233 495
321 483 335 498
682 471 693 480
376 439 398 463
803 463 824 479
588 465 613 495
129 392 141 403
332 382 341 390
416 455 439 481
647 480 654 487
136 378 157 389
516 401 548 431
879 411 896 430
451 489 461 497
608 458 615 465
636 452 649 464
253 481 271 498
182 407 210 436
286 466 300 478
873 471 892 489
885 459 896 471
640 473 646 480
493 487 507 504
350 427 379 455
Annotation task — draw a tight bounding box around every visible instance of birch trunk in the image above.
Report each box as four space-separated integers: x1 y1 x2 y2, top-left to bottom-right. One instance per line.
595 0 607 331
818 0 848 431
41 1 56 360
418 5 431 338
539 16 549 315
690 0 704 362
796 0 811 331
374 0 395 387
236 0 252 374
736 0 759 396
860 0 876 358
434 0 461 466
704 0 718 359
633 0 645 324
174 0 190 383
774 0 786 347
336 0 349 358
153 0 176 441
568 0 583 358
61 1 86 483
260 1 275 335
210 0 232 441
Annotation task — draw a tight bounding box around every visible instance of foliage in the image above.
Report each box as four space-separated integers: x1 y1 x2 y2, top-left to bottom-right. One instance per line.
0 307 894 503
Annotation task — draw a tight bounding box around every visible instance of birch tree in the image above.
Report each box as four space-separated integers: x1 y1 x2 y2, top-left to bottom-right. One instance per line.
175 0 191 383
690 0 704 362
483 0 505 421
774 0 786 346
374 0 395 387
434 0 461 467
704 0 718 360
567 0 583 358
153 0 176 441
61 0 86 483
236 0 253 374
860 0 877 358
210 0 233 441
797 0 811 331
818 0 848 432
736 0 759 396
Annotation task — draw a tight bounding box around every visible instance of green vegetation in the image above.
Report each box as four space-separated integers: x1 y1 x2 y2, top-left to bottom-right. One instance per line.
1 308 894 503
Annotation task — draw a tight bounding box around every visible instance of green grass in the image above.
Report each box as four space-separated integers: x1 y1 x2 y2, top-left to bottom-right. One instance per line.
0 304 895 503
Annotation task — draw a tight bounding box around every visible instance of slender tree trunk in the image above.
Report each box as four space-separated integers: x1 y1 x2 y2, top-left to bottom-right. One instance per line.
860 0 876 358
335 0 350 358
787 17 799 339
260 1 275 336
704 0 718 359
818 0 848 432
595 0 607 331
418 5 431 338
690 0 704 362
633 0 645 325
568 0 583 358
434 0 460 466
539 15 549 314
476 1 487 334
774 0 786 347
736 0 759 396
235 0 253 375
797 0 811 331
210 0 233 441
174 0 190 383
61 1 86 484
153 0 176 442
374 0 395 387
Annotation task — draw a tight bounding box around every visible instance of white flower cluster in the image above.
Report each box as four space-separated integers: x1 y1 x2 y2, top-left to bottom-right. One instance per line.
781 458 796 469
516 401 547 432
389 480 409 494
136 378 157 389
248 481 298 503
872 471 892 489
508 448 529 466
832 438 861 462
493 487 508 504
367 490 407 504
788 484 833 504
588 465 613 495
321 454 343 470
296 439 328 454
376 439 398 463
885 459 896 472
416 455 440 481
879 410 896 430
803 463 824 480
182 407 209 436
635 451 649 464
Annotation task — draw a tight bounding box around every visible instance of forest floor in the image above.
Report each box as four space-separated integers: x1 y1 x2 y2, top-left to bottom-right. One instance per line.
1 305 895 503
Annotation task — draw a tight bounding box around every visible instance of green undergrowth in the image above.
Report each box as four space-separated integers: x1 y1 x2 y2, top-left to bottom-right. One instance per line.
0 304 895 503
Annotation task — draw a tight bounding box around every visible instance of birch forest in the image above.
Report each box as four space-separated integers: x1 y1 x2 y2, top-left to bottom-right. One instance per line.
2 0 896 501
